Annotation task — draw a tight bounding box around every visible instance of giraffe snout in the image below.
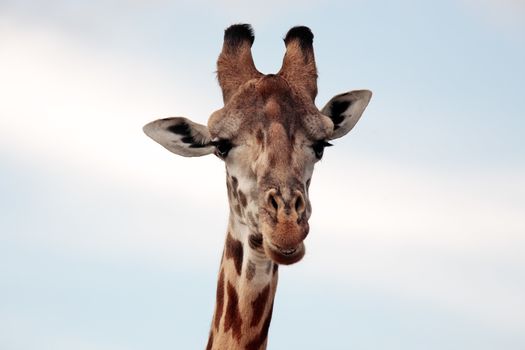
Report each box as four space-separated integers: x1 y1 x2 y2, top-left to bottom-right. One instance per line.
264 188 306 222
260 187 310 265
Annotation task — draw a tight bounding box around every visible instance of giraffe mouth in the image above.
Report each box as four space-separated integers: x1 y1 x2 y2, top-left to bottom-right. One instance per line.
279 247 297 255
264 241 305 265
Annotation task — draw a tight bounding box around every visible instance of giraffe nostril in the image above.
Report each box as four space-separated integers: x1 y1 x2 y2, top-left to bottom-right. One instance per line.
265 190 280 213
294 192 305 215
270 195 278 211
294 197 301 212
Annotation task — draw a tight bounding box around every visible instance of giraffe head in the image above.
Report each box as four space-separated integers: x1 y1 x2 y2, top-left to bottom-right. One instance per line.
144 24 371 265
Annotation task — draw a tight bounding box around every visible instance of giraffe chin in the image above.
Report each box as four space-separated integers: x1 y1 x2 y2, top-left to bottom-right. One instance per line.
263 241 305 265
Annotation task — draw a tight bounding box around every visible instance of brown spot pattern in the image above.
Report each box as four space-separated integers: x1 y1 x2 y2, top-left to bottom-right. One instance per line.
238 190 247 207
250 284 271 327
245 301 274 350
273 263 278 275
214 269 225 330
206 332 213 350
234 204 242 217
256 129 264 145
265 261 272 274
226 179 233 201
246 260 256 280
226 233 244 275
268 154 277 168
231 176 239 191
224 281 243 341
248 233 263 250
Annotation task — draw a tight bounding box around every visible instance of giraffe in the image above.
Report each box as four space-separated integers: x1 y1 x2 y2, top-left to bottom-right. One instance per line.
143 24 371 350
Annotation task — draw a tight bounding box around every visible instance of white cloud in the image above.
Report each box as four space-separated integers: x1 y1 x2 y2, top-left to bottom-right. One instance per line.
296 154 525 333
302 149 525 331
0 17 224 198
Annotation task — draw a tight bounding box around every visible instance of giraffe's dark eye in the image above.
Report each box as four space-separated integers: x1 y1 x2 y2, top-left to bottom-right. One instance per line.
312 140 332 160
212 139 233 159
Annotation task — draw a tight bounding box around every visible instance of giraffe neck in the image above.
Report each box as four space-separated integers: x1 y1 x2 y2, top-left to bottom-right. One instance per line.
206 216 278 350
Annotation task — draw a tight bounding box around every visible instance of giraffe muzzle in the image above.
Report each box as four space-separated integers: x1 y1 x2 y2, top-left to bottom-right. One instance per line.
259 188 310 265
279 247 297 255
264 240 306 265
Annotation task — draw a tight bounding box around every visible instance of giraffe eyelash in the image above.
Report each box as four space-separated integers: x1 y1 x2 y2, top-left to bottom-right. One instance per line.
312 140 332 159
313 140 333 148
211 139 234 159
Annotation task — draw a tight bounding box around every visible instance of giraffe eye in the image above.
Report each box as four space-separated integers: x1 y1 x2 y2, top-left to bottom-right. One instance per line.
212 139 233 159
312 140 332 159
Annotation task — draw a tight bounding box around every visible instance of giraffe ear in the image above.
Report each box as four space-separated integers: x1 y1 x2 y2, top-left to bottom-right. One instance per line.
321 90 372 140
143 117 215 157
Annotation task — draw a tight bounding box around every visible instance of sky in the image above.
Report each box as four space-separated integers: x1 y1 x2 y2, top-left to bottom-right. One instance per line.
1 0 524 349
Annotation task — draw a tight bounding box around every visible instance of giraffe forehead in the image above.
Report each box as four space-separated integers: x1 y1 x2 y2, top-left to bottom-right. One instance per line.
264 99 280 119
210 75 315 139
227 110 303 144
266 122 291 145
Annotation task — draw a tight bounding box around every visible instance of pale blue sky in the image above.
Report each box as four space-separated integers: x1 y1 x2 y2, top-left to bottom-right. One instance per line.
1 1 524 349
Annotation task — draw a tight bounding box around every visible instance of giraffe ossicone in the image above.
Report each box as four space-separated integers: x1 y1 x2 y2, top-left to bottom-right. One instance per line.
143 24 371 350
